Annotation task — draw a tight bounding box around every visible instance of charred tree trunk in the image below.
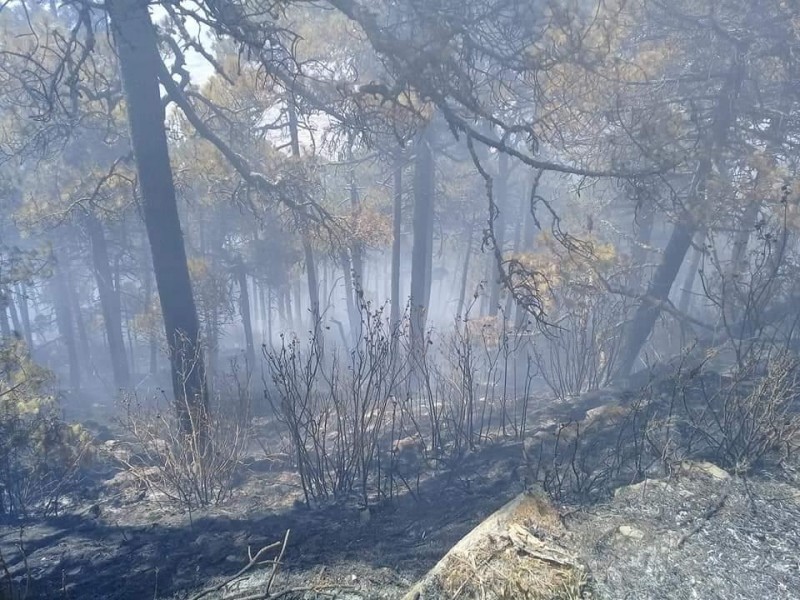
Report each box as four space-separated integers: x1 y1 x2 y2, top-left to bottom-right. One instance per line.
84 214 130 388
64 266 91 375
390 153 403 331
293 280 303 329
142 248 158 375
410 125 435 353
51 265 80 391
0 291 11 340
730 201 760 278
340 249 360 343
107 0 207 431
504 182 525 318
287 99 322 344
457 216 476 319
280 286 293 331
631 199 656 292
678 231 706 315
515 180 538 331
615 222 695 378
251 278 260 331
6 291 21 339
262 287 273 350
266 286 273 347
15 284 33 350
288 99 322 347
348 141 365 293
614 57 743 380
489 152 508 317
236 264 255 366
302 240 322 344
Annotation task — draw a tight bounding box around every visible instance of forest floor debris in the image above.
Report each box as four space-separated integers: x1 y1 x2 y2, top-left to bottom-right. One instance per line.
1 390 799 599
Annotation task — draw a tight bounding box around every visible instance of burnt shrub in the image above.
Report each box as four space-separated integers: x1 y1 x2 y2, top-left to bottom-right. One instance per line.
0 340 91 519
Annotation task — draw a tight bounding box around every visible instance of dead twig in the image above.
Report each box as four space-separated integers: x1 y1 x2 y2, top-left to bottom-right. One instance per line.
189 540 283 600
264 529 290 597
228 584 360 600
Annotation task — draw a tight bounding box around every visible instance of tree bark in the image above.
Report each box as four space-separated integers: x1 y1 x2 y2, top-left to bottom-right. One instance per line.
15 284 33 350
84 214 130 388
236 264 255 365
142 247 158 375
266 286 273 347
107 0 207 430
0 291 11 340
302 240 322 343
678 231 705 315
410 125 435 353
280 286 292 330
615 222 696 378
340 249 360 343
64 265 92 374
262 287 272 350
489 152 508 317
457 217 475 319
631 199 656 292
293 280 303 330
614 57 744 380
251 277 260 330
51 265 80 391
6 290 21 338
515 180 538 330
390 153 403 331
504 180 525 318
287 99 322 344
348 141 364 293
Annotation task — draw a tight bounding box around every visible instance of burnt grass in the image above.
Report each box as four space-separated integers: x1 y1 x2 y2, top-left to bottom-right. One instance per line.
2 378 799 600
0 431 527 600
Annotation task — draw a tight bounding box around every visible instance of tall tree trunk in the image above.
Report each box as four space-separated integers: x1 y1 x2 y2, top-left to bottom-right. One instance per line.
15 284 33 350
237 264 255 365
142 249 158 375
320 259 329 317
340 250 360 342
678 230 706 315
126 309 136 377
266 286 273 347
262 287 272 350
51 265 80 391
348 141 365 293
489 152 509 317
149 328 158 375
410 125 435 353
6 290 21 338
281 286 293 331
631 199 656 292
205 312 219 390
259 283 267 340
65 266 91 374
390 153 403 330
293 275 303 327
0 291 11 340
615 222 695 378
84 214 130 388
515 180 538 330
730 201 760 278
251 277 260 331
107 0 207 430
287 99 322 344
302 240 322 342
504 181 525 318
457 216 475 319
614 58 744 380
